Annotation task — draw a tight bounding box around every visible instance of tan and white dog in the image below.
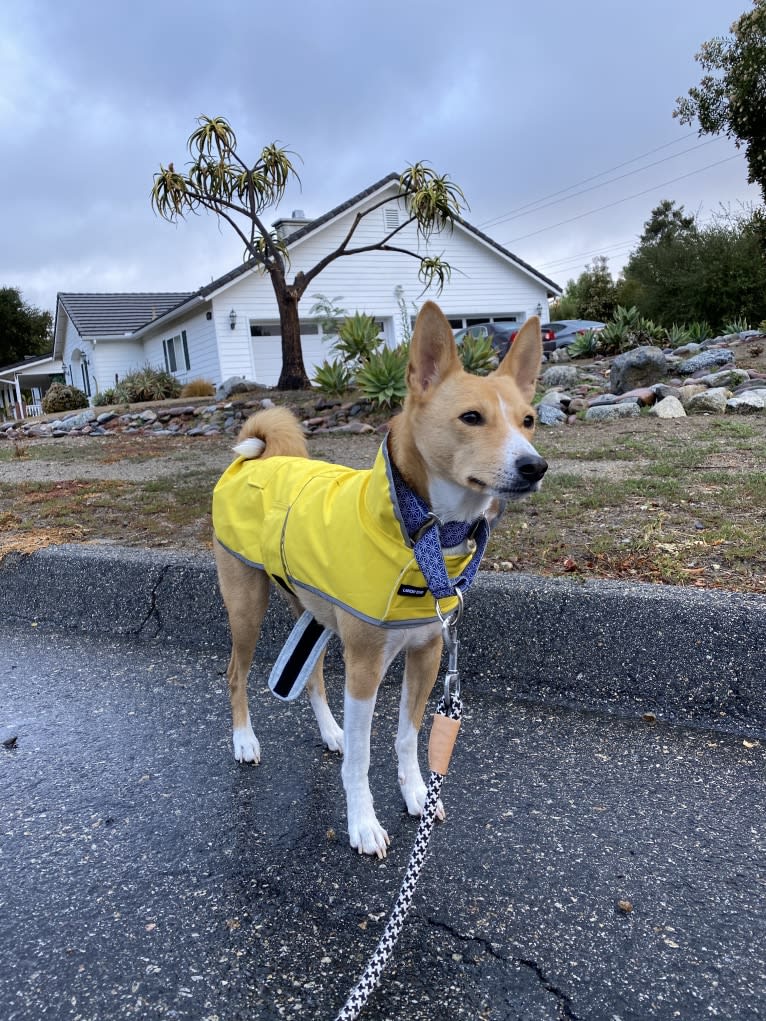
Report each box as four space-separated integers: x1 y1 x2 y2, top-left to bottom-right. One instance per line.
212 301 546 858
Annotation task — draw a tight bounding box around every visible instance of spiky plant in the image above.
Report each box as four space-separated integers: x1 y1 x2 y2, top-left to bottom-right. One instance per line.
355 345 409 408
458 334 497 375
312 358 354 396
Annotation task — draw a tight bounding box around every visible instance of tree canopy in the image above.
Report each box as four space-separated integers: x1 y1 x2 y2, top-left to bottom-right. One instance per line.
674 0 766 203
0 287 53 366
151 116 467 389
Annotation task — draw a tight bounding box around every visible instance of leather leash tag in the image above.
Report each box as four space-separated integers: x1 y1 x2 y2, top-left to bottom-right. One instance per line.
428 713 461 776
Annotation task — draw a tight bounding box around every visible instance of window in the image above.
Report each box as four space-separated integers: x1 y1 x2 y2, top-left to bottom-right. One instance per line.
163 330 190 374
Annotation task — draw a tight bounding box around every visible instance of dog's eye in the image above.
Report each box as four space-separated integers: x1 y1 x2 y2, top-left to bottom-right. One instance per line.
459 411 484 426
522 414 535 429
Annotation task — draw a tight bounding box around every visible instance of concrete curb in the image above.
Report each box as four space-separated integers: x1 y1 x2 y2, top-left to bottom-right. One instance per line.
2 544 764 736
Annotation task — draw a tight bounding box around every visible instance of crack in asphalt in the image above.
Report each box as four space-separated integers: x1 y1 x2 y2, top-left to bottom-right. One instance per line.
424 914 582 1020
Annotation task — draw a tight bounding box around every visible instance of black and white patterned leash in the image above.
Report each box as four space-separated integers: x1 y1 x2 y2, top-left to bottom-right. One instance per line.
335 599 463 1021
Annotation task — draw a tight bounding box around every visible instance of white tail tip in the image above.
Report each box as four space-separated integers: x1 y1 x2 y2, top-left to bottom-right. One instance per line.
233 437 266 459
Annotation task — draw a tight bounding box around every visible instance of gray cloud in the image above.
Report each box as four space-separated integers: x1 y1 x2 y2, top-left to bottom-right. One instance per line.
1 0 759 315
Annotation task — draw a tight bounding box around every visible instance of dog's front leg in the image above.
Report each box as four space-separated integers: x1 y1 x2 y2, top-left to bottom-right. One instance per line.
341 638 390 858
397 632 445 819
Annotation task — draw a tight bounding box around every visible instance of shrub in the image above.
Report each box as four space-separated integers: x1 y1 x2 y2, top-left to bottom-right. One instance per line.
93 389 116 406
312 358 354 396
567 329 600 359
458 334 497 375
333 312 383 366
112 365 182 403
42 382 89 414
356 345 408 408
686 321 713 343
597 306 664 355
723 317 750 334
665 323 692 348
180 378 216 397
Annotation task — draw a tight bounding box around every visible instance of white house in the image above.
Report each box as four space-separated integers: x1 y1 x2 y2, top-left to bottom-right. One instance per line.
52 173 561 398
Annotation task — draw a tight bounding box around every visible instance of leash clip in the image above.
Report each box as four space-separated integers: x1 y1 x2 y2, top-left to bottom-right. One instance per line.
436 589 463 708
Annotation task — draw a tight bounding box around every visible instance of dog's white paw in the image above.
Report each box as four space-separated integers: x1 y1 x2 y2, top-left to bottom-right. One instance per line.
399 775 445 821
232 725 261 764
348 810 390 859
321 721 344 754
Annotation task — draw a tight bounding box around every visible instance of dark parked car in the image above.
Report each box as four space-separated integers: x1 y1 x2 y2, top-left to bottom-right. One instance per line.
454 320 556 359
542 320 605 348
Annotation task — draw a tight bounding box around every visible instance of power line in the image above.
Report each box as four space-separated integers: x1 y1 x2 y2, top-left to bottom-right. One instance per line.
501 154 743 247
480 137 722 230
478 131 700 229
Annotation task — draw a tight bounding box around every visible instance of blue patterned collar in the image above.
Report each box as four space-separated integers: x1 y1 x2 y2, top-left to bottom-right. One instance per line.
383 443 491 600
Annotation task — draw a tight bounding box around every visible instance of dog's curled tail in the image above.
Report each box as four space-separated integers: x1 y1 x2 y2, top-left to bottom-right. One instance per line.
233 406 309 461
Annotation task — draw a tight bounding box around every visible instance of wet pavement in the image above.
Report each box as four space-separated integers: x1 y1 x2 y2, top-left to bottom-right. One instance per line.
2 620 765 1020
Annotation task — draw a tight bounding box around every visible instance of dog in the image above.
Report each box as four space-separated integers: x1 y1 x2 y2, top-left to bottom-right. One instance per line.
212 301 546 858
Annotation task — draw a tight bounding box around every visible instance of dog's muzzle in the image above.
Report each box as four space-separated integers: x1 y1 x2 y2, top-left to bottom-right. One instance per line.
517 454 548 485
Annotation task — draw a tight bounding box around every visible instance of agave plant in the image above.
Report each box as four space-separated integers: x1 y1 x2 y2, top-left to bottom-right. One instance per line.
355 345 409 408
686 320 713 343
458 334 497 375
333 312 383 367
665 323 692 348
723 317 750 335
567 329 600 359
312 358 354 396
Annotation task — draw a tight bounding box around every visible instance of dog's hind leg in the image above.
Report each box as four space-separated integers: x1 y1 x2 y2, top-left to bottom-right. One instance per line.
214 539 270 764
397 633 445 819
306 648 344 753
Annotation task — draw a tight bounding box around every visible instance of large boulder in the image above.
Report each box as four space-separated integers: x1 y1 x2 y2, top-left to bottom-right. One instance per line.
649 396 686 419
726 391 765 414
609 347 668 395
585 403 640 422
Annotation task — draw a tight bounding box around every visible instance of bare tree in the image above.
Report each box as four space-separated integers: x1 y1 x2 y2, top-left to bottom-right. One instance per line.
151 116 467 389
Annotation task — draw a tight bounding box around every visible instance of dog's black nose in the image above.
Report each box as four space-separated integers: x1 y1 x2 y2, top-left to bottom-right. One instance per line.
517 455 548 483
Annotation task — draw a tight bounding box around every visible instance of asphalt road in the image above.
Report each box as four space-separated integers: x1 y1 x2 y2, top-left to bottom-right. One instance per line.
2 620 764 1020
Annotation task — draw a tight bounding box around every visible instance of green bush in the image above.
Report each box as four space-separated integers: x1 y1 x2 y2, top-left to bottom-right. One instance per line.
458 334 497 375
356 345 408 408
93 389 116 406
723 317 750 334
112 365 182 403
333 312 382 366
597 306 664 355
686 321 713 343
41 382 89 414
312 358 354 396
665 323 692 348
567 329 600 359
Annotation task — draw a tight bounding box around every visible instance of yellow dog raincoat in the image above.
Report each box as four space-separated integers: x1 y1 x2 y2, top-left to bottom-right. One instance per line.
213 443 477 627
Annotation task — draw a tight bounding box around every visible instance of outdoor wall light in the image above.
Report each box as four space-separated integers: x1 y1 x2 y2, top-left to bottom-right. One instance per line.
535 302 543 317
229 309 237 330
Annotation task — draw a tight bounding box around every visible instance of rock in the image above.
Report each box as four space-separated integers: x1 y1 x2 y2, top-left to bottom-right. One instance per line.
609 346 668 394
541 365 579 389
217 376 259 399
677 384 709 407
686 387 730 415
649 396 686 419
615 387 657 407
585 403 641 422
672 343 702 357
537 404 567 426
539 389 569 407
677 350 734 376
138 409 158 423
726 391 765 414
567 398 588 414
651 384 681 401
587 393 618 407
697 368 750 389
56 410 97 432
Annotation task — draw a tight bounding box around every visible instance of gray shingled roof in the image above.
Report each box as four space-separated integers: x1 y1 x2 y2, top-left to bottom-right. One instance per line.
58 292 194 337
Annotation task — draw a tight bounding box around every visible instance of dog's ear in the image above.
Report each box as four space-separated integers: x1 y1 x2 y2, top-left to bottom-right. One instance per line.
494 316 542 402
407 301 461 395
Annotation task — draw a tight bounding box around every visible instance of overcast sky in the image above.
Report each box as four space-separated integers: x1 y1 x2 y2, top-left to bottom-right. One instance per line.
2 0 760 317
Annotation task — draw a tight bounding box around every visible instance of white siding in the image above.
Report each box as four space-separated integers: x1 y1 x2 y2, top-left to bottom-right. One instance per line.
143 309 220 385
94 339 144 393
209 182 553 385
